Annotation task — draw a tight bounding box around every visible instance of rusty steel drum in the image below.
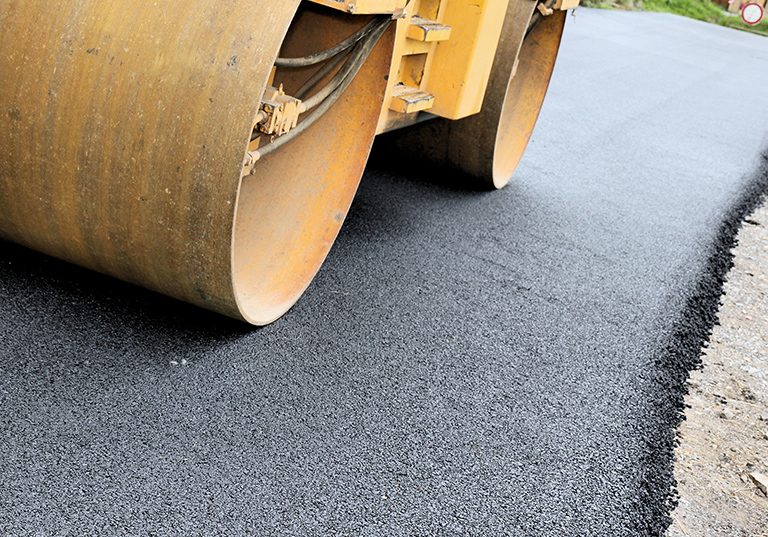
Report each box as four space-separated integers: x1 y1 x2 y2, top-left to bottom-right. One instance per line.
0 0 395 324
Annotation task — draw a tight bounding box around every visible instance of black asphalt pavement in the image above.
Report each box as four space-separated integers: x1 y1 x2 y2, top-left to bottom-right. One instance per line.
2 9 768 537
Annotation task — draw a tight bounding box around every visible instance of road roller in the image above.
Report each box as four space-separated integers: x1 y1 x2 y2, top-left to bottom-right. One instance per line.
0 0 575 325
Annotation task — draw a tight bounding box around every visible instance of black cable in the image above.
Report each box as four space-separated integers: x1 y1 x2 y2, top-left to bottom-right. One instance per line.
274 17 387 68
252 39 366 140
300 36 367 112
251 19 390 162
294 45 353 100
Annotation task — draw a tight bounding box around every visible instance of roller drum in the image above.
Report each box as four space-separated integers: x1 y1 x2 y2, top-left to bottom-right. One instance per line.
0 1 395 324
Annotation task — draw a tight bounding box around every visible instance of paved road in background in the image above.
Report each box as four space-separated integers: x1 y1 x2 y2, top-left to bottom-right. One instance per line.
2 10 768 537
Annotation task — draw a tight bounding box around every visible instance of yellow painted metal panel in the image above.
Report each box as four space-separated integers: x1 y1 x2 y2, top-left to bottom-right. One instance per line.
554 0 580 9
406 17 453 41
309 0 407 14
427 0 511 120
376 0 446 133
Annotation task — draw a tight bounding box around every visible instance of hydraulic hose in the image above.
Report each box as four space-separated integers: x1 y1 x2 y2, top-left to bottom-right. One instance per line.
273 17 386 68
249 18 391 163
294 46 353 100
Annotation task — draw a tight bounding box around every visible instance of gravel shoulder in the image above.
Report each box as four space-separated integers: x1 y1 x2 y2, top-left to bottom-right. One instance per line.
669 200 768 537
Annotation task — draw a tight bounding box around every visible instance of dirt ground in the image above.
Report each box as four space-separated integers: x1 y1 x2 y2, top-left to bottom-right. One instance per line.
668 200 768 537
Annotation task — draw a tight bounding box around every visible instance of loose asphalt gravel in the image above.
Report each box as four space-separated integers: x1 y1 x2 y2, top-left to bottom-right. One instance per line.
2 9 768 537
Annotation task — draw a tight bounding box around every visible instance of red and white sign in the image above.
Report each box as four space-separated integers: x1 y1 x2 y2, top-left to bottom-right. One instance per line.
742 2 765 25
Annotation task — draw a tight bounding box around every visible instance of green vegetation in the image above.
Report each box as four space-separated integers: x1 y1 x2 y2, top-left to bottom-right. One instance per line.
725 8 768 34
643 0 730 23
581 0 768 36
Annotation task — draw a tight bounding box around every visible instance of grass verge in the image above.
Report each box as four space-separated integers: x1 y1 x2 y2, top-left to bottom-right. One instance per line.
581 0 768 36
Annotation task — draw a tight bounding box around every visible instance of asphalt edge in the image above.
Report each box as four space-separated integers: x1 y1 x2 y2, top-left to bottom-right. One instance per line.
643 151 768 536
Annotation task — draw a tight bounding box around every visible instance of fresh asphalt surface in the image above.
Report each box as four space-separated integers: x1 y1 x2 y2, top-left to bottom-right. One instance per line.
2 9 768 537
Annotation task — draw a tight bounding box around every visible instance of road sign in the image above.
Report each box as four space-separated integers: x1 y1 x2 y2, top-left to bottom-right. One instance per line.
742 2 765 25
